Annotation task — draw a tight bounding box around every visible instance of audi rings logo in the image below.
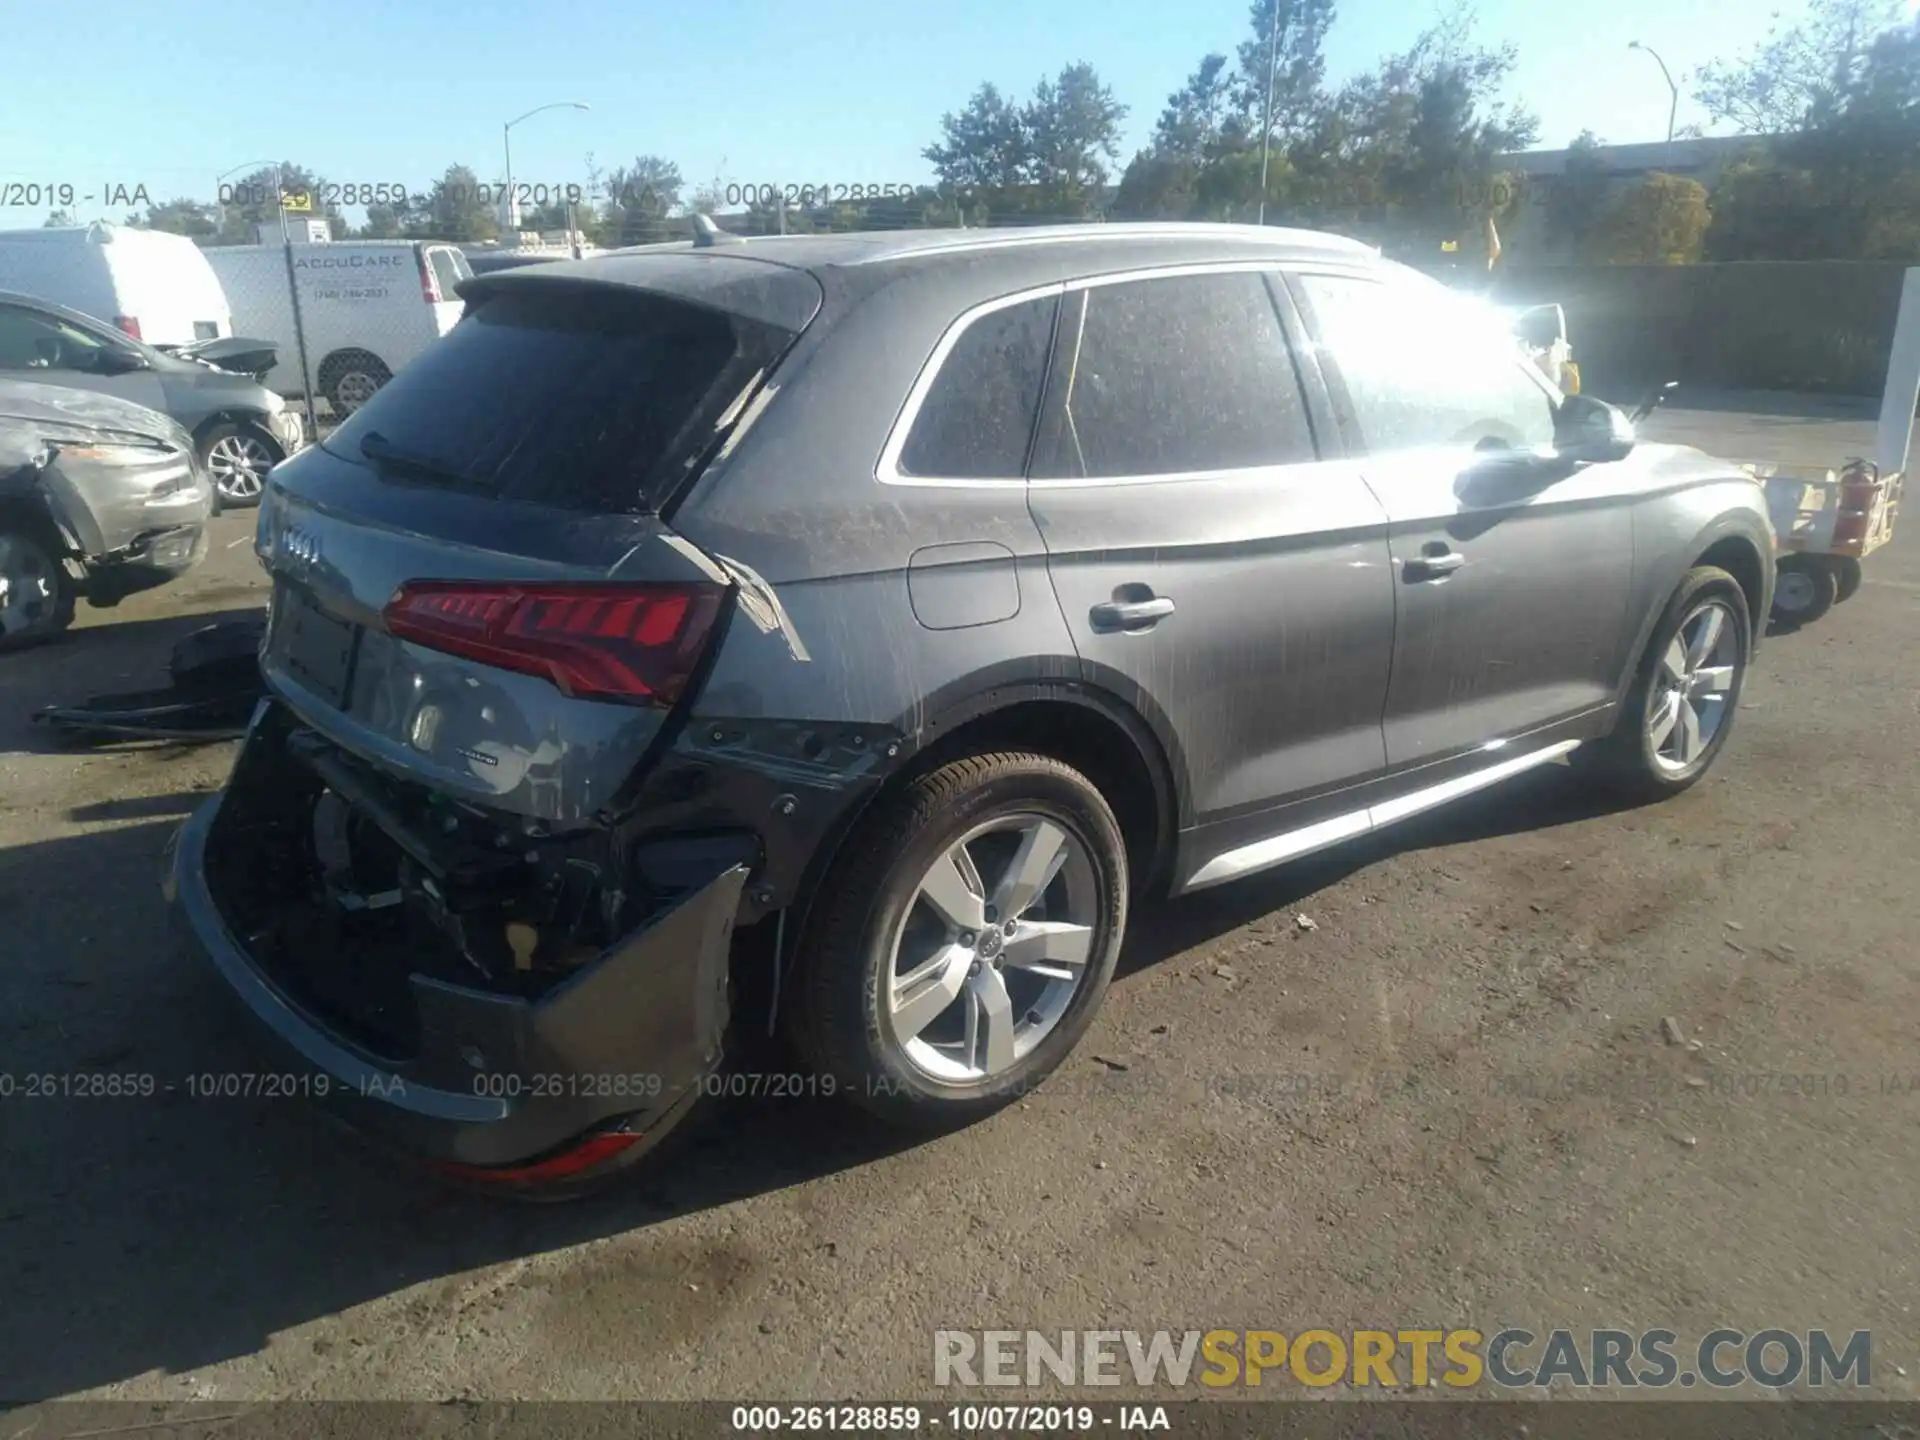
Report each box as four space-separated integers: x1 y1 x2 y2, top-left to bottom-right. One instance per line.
280 526 322 572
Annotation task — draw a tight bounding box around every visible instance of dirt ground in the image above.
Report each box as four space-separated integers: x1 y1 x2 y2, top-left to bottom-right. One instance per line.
2 397 1916 1404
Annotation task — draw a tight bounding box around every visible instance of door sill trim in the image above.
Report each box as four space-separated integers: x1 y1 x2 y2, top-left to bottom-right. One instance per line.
1179 739 1580 893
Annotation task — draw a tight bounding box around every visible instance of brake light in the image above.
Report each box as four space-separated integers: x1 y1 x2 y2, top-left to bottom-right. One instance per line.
417 250 441 305
114 315 142 339
383 580 727 704
433 1128 641 1186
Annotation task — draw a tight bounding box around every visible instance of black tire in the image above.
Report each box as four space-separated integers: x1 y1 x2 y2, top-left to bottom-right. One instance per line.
787 752 1128 1132
1771 556 1837 626
0 528 76 650
1832 556 1864 605
196 422 283 508
1578 565 1752 801
320 351 392 417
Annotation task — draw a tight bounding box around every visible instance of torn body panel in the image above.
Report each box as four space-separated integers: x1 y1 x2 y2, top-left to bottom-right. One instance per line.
170 698 750 1169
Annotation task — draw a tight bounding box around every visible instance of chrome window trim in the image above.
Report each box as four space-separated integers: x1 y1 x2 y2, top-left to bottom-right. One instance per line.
843 223 1374 267
876 261 1319 490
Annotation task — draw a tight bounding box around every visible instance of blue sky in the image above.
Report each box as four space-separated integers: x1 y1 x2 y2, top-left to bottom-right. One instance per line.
0 0 1856 227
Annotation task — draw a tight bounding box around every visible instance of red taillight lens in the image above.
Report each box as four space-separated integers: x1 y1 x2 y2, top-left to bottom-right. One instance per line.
417 251 441 305
114 315 142 339
1833 461 1882 549
433 1129 641 1186
383 580 727 704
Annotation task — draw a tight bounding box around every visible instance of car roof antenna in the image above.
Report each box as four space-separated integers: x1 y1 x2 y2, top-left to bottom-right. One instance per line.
691 213 745 248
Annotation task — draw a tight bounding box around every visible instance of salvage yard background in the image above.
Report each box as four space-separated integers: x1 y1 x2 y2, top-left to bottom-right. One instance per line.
1 397 1916 1401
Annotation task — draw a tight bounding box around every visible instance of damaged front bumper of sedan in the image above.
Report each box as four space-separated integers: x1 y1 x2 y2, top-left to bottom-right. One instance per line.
165 698 753 1191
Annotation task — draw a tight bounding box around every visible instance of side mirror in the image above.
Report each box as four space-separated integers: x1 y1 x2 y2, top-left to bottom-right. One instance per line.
1555 393 1636 464
96 347 150 374
1511 303 1567 352
1630 380 1679 424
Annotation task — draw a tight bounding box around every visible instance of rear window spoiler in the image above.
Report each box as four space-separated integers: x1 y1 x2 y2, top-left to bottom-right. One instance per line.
455 251 822 334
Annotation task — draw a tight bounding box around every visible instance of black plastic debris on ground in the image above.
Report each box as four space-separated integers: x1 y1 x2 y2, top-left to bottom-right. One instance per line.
33 616 268 744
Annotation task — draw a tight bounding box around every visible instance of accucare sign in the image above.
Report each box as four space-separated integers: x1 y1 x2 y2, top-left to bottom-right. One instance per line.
294 254 409 271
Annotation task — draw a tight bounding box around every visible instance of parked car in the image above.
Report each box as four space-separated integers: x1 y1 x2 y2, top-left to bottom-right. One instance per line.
202 239 472 415
167 223 1775 1196
0 379 213 646
0 223 232 348
0 290 304 506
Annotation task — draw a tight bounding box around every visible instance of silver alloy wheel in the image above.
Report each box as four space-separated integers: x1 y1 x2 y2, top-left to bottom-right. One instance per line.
332 370 381 413
886 813 1099 1083
1645 598 1740 775
206 431 275 501
0 534 60 638
1773 567 1818 615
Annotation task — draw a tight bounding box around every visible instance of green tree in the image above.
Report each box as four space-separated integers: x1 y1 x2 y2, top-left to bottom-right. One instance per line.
213 164 344 243
602 155 684 245
42 208 75 227
1231 0 1339 147
1112 152 1200 219
359 201 409 239
1154 53 1238 161
925 65 1125 221
425 164 499 243
1280 12 1534 253
925 82 1033 205
1694 0 1906 133
1704 14 1920 260
136 198 222 241
1593 172 1713 263
1021 62 1128 216
1542 130 1611 259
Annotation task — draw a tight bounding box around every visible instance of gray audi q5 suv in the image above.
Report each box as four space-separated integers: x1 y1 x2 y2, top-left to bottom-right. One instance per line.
168 222 1774 1195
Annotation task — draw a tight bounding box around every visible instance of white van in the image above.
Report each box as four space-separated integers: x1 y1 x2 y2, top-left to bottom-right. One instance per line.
203 239 471 414
0 224 232 348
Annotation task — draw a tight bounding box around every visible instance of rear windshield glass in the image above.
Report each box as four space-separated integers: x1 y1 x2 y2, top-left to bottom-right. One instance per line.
322 286 794 513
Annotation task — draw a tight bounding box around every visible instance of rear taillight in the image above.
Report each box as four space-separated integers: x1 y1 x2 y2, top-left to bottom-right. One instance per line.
383 580 727 704
432 1128 641 1187
417 250 441 305
113 315 142 339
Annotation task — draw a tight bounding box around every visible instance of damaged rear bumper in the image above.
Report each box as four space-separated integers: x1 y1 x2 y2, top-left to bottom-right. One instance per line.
165 705 749 1182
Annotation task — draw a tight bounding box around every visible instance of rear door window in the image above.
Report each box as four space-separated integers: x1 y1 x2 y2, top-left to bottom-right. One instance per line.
322 286 795 513
897 293 1058 479
1031 271 1318 479
1293 272 1558 454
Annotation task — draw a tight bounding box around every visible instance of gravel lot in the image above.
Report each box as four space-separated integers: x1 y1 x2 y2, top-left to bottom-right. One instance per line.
2 396 1915 1404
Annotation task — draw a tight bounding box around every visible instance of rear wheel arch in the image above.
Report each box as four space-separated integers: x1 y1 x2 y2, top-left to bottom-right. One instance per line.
778 679 1180 999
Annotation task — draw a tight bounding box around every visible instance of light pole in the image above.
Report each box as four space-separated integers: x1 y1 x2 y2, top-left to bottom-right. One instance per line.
502 101 590 234
1627 41 1679 166
1256 0 1281 225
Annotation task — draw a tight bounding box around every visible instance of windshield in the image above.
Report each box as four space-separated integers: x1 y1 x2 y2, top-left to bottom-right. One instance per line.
322 285 793 512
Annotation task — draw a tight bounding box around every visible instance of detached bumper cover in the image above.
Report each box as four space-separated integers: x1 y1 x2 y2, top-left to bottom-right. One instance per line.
166 778 747 1170
267 409 307 456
